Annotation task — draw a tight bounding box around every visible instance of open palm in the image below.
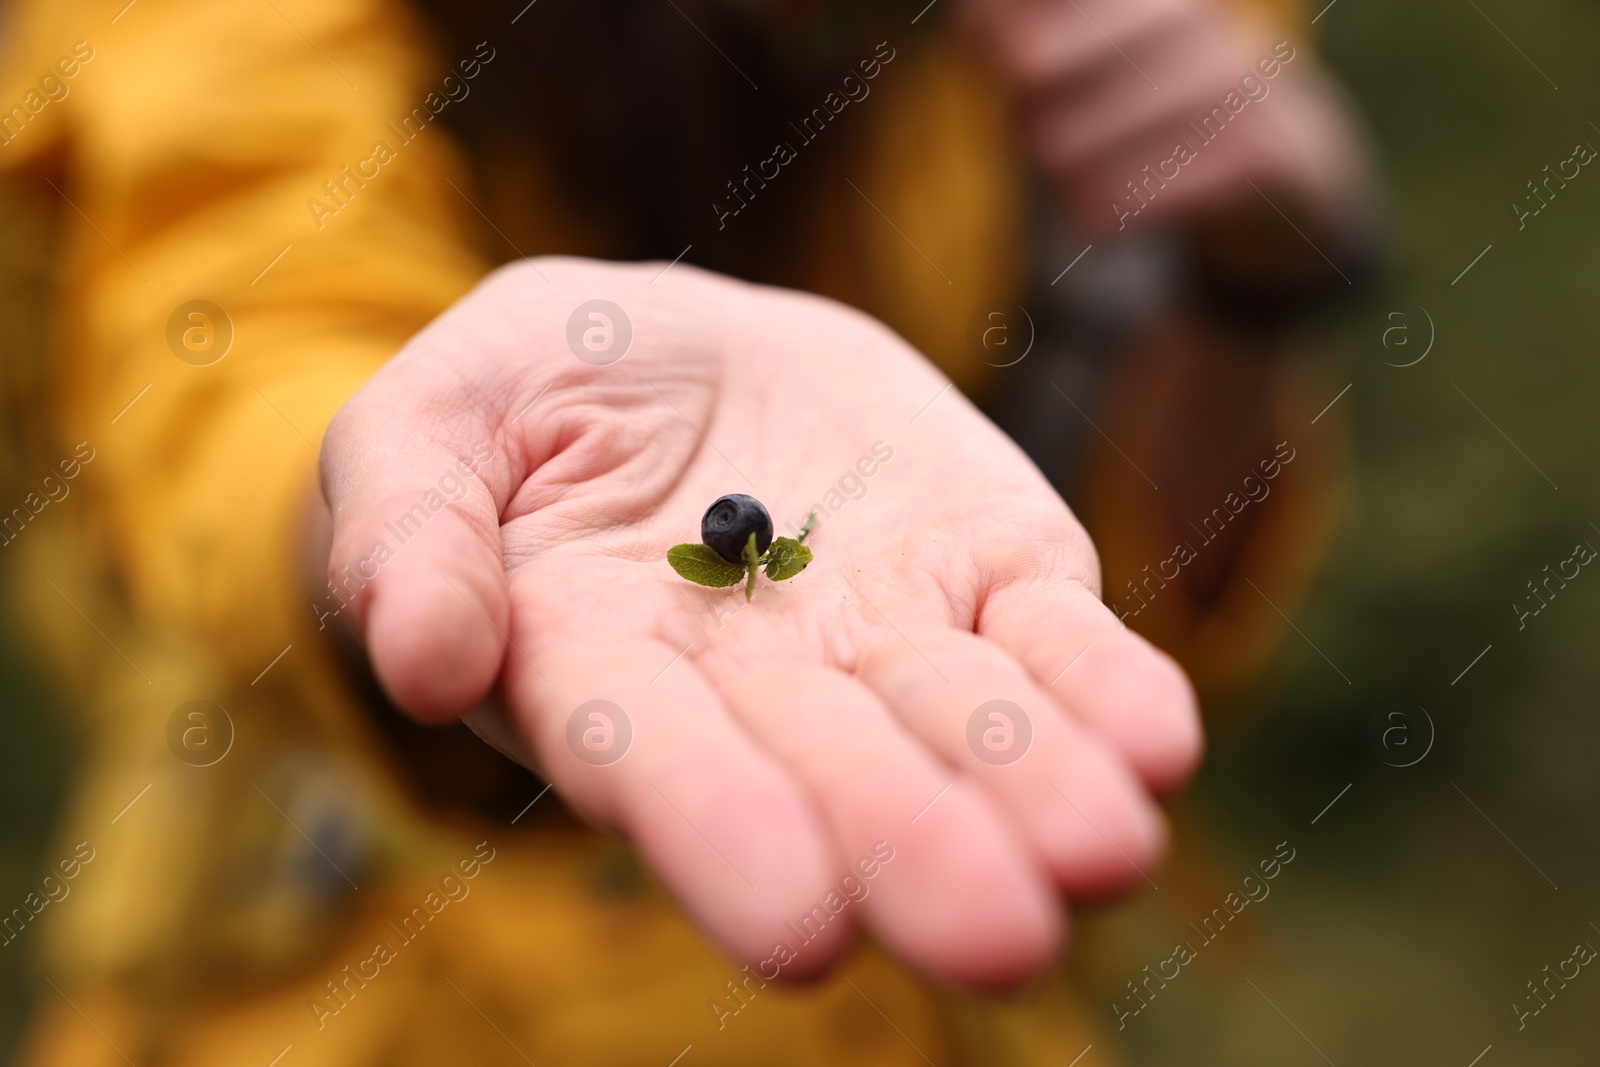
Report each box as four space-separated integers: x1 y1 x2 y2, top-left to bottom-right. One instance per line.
321 257 1200 989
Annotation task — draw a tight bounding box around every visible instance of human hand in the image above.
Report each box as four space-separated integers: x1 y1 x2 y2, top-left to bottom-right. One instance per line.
319 257 1201 989
960 0 1373 241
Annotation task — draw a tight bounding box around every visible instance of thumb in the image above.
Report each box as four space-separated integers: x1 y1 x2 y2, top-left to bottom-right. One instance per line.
319 392 510 724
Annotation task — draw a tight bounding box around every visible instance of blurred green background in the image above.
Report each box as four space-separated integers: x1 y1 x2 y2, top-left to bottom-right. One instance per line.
1080 0 1600 1063
4 0 1599 1062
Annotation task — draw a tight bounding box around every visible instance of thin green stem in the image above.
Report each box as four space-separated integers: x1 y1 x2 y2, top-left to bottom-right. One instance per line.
742 532 759 602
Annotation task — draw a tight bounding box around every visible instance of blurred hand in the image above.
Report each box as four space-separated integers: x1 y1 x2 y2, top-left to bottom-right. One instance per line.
319 257 1200 989
960 0 1373 240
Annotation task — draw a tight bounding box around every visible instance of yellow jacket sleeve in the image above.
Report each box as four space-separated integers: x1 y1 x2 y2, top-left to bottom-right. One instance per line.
0 0 489 671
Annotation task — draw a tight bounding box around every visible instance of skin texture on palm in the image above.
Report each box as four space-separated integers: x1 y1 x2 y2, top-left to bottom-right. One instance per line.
320 258 1200 989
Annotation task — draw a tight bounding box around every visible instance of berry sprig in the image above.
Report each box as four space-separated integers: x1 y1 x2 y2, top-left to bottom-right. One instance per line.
667 494 815 602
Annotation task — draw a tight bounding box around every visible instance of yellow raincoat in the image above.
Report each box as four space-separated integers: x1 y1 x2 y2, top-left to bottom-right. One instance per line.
0 0 1318 1063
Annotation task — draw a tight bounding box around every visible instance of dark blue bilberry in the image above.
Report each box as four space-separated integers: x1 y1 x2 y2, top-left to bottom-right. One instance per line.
701 494 773 564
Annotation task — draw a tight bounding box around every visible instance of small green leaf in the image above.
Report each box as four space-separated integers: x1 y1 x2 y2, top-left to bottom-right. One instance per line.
667 543 746 587
764 537 813 581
